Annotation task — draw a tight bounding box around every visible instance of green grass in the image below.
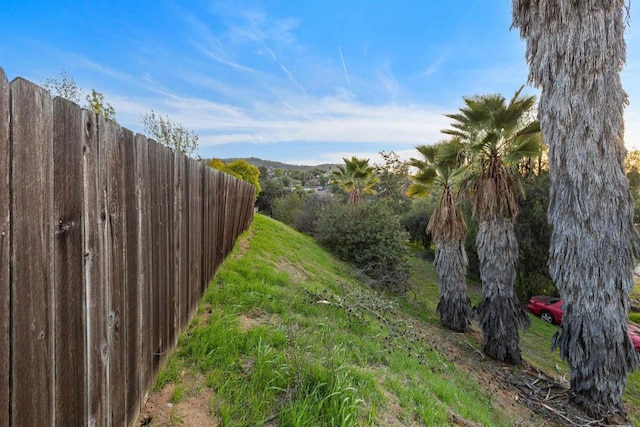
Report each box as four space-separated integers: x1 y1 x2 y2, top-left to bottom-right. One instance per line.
151 214 640 426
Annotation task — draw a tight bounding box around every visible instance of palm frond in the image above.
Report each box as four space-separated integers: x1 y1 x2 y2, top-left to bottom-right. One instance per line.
504 136 542 164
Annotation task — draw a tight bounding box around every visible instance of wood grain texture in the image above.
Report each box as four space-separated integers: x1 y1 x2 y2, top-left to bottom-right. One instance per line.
134 135 153 405
202 168 211 293
189 159 203 310
108 122 127 427
173 153 188 333
10 77 54 426
83 109 108 427
52 97 86 426
147 140 162 379
121 128 140 423
164 147 176 353
0 68 10 427
2 72 257 427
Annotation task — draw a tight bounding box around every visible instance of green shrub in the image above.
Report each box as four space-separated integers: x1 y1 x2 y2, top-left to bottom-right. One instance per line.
400 199 434 254
293 193 334 235
272 191 308 226
515 173 555 298
255 178 289 216
315 201 411 294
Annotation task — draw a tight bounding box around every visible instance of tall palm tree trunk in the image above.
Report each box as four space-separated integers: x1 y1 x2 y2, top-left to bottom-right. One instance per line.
475 218 529 363
434 240 471 332
513 0 639 419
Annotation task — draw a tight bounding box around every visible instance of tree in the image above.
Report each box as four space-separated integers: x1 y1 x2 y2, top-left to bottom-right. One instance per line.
401 198 435 253
443 87 541 363
316 200 411 294
408 140 471 332
331 156 378 203
515 172 554 298
43 70 116 120
256 178 288 216
625 150 640 195
42 69 82 103
513 2 639 421
86 89 116 121
209 158 262 194
142 109 199 156
373 151 412 214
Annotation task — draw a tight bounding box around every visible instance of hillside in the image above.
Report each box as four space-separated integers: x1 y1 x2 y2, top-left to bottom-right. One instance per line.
220 157 337 172
138 214 640 426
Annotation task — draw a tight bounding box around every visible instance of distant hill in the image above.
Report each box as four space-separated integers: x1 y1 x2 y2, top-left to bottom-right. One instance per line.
220 157 337 172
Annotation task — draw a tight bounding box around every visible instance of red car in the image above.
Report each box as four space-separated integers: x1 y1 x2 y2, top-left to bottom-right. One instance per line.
629 323 640 351
527 295 564 325
527 295 640 352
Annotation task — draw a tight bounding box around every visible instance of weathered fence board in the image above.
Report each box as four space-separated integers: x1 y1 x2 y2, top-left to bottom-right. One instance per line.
189 160 203 311
0 68 9 427
202 167 211 291
134 134 153 405
164 147 176 353
10 78 55 426
174 153 188 332
2 72 256 427
147 140 162 380
121 128 140 424
52 97 86 425
82 108 108 427
99 117 127 426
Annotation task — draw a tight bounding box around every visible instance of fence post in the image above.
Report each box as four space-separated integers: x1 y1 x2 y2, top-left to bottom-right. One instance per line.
0 68 9 427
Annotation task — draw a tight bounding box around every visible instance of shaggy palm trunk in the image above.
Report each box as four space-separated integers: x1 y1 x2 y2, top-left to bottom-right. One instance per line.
513 1 639 420
349 188 361 204
475 218 529 364
434 240 471 332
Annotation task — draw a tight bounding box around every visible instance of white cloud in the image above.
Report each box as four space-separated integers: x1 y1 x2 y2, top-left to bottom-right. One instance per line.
109 87 449 152
376 63 400 100
423 54 447 76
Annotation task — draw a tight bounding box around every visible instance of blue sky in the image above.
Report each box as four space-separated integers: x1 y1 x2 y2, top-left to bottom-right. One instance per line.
1 1 639 165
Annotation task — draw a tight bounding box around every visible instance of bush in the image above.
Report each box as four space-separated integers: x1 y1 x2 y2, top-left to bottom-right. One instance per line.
293 193 334 235
400 199 434 256
256 178 289 216
315 201 411 294
272 191 308 226
515 173 555 298
462 201 481 282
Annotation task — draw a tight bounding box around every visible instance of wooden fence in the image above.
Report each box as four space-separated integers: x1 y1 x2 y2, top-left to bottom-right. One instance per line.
0 69 256 426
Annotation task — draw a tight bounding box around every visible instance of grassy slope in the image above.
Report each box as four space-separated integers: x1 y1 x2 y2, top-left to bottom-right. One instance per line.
148 214 640 426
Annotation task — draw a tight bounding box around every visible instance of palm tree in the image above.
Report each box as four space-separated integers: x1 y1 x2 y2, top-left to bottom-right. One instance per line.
331 156 378 203
443 87 541 363
513 2 639 421
408 140 471 332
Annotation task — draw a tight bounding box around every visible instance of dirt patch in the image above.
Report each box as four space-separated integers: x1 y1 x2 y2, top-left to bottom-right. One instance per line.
230 227 255 259
276 260 311 284
138 376 218 427
429 325 543 425
137 311 275 426
238 314 260 331
237 312 280 332
426 323 617 427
